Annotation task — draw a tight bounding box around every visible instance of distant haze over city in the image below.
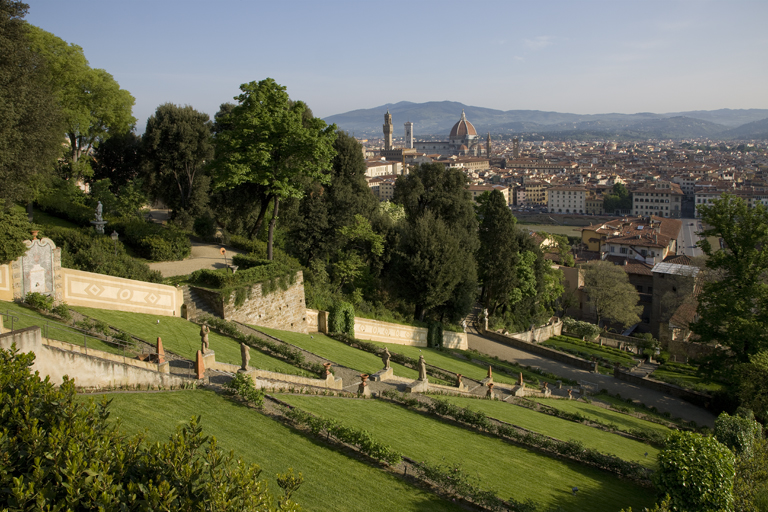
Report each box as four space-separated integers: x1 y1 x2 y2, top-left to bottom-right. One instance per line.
325 102 768 141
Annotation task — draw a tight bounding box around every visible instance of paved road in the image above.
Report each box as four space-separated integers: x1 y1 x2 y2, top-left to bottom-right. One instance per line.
466 327 716 427
677 217 704 258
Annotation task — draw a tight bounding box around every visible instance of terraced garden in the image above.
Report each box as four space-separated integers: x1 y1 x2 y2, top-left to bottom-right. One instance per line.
252 325 428 382
279 394 655 512
531 396 673 435
542 335 639 368
89 390 462 512
435 395 659 466
650 362 725 393
72 306 312 376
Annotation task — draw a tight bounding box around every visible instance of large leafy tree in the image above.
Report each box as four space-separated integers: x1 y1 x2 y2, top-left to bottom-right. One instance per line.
392 163 479 321
143 103 214 216
603 183 632 214
27 25 135 180
582 259 642 328
211 78 337 260
691 194 768 378
92 130 142 191
0 207 34 264
0 0 63 205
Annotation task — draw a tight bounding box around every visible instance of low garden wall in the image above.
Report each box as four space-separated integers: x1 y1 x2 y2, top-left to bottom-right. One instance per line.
0 326 192 389
480 329 594 372
613 367 712 409
307 311 468 350
506 318 562 343
210 359 342 390
61 268 183 317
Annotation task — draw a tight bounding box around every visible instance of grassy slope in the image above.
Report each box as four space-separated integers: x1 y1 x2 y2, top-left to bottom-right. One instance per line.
253 326 423 381
542 336 637 366
279 395 655 512
94 390 460 512
650 367 724 392
1 300 122 355
532 397 672 435
436 395 658 466
73 306 311 376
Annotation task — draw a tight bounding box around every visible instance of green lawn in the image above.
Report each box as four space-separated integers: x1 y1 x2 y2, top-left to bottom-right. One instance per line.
362 340 527 387
1 300 125 355
279 395 655 512
650 366 724 393
437 395 658 466
464 350 568 385
542 335 638 367
91 390 461 512
516 224 584 237
531 397 672 436
252 326 425 381
31 208 80 228
73 306 311 376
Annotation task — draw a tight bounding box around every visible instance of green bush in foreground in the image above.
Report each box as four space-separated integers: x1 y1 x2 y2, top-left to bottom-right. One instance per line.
0 346 301 511
655 431 735 512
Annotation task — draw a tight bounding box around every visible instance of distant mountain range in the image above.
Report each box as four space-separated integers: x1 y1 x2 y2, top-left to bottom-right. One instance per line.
323 101 768 141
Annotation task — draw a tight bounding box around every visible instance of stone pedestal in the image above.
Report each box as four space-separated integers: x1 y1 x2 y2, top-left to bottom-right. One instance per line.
158 361 170 374
202 349 216 370
406 379 430 393
90 220 108 235
370 367 393 382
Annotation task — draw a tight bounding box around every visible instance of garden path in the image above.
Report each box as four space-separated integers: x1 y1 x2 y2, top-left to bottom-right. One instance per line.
148 241 244 278
465 325 716 427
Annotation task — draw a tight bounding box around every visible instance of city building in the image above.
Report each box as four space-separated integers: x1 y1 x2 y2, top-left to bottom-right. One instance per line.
548 186 586 213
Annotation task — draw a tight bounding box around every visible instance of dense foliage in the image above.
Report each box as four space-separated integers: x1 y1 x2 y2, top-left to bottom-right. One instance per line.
0 346 300 511
0 207 34 263
0 0 63 205
655 431 735 512
582 259 643 328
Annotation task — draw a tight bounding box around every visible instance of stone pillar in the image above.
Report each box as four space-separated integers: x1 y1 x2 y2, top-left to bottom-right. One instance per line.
202 350 216 371
156 337 165 364
195 350 205 379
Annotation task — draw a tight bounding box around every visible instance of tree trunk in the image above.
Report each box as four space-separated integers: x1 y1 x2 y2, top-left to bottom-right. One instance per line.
248 194 271 239
267 196 280 261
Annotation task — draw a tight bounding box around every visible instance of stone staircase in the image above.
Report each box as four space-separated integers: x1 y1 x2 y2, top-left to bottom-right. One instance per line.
181 285 218 320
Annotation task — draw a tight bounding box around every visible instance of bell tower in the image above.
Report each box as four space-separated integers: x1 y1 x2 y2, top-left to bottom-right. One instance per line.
383 110 393 151
486 132 492 157
404 121 414 149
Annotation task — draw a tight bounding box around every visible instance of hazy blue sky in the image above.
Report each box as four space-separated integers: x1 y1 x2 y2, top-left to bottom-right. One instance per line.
26 0 768 131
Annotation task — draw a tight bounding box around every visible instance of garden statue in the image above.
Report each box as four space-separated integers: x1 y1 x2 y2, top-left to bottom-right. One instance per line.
418 354 427 381
200 324 210 353
240 342 250 371
95 201 103 222
381 347 391 369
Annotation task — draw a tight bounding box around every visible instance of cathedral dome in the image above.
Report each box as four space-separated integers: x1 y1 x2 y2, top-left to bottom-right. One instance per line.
449 110 477 138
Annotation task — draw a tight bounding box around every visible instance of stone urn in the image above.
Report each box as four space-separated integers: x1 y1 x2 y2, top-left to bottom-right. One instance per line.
360 374 369 383
323 362 332 376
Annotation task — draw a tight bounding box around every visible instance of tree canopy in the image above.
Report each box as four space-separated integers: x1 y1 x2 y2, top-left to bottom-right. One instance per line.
27 25 135 180
142 103 214 217
211 78 336 259
0 0 63 205
392 163 478 322
582 260 642 328
691 194 768 378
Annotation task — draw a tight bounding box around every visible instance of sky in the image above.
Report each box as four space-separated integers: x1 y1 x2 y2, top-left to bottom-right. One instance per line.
25 0 768 132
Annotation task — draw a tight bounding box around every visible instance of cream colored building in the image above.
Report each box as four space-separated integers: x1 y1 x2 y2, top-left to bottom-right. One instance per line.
468 184 510 205
548 187 586 213
632 181 683 218
365 159 402 178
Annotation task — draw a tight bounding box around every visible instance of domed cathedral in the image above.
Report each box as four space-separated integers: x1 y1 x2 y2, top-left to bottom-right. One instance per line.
414 110 489 157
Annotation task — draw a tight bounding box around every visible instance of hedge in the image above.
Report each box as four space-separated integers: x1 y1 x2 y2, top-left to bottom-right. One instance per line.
109 218 191 261
328 301 355 337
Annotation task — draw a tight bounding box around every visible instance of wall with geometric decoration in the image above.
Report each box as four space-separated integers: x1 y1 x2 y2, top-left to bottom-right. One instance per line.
61 268 182 316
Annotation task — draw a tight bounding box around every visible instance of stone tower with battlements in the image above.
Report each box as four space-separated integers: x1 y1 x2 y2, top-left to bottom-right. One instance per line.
383 110 393 150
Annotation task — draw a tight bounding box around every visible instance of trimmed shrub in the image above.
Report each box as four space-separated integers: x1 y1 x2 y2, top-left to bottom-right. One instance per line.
226 372 265 408
109 217 191 261
715 411 763 458
328 301 355 337
232 254 271 270
51 304 71 321
25 292 53 312
427 321 444 349
562 317 601 340
189 263 294 291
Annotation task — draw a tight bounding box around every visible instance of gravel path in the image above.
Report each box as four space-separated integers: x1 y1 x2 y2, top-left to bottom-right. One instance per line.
148 240 244 278
466 326 716 427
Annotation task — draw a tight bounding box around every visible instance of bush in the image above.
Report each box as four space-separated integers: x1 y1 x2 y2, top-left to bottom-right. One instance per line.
189 263 295 291
328 301 355 337
226 372 265 408
0 346 300 511
715 411 763 458
51 304 71 321
562 317 601 340
232 253 272 270
655 431 735 512
36 177 94 226
427 321 444 349
24 292 53 312
110 217 191 261
42 225 162 283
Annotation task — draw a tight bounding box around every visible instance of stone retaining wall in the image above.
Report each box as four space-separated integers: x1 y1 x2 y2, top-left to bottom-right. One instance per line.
209 355 342 390
504 317 562 343
0 326 192 389
308 311 469 350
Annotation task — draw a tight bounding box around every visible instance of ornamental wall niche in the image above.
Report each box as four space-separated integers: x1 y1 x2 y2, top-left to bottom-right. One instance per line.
11 235 63 303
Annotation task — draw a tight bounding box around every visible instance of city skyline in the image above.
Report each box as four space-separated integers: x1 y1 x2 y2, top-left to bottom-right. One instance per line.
26 0 768 132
